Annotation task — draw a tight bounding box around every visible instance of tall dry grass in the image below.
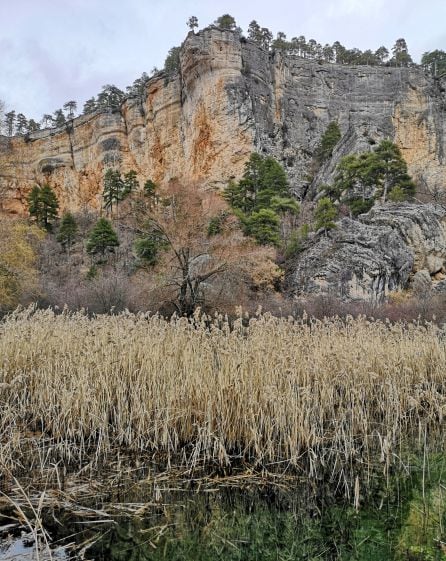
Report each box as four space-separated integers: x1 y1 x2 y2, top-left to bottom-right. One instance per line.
0 307 445 493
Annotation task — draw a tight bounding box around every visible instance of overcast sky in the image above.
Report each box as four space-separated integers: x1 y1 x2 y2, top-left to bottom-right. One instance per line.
1 0 445 120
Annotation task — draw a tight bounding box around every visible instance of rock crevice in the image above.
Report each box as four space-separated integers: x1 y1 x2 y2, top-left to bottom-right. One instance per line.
1 28 445 214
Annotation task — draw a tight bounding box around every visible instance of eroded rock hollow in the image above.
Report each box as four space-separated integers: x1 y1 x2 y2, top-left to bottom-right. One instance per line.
1 27 445 215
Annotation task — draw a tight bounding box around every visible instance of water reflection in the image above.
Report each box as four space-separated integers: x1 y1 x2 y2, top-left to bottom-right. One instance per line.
1 455 445 561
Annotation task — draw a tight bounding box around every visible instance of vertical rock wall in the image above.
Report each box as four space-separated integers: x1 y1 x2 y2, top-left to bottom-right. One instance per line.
0 27 445 214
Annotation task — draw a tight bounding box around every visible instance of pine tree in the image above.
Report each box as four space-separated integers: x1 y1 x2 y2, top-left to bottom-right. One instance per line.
248 21 263 43
214 14 237 30
4 111 16 136
86 218 119 256
315 197 337 234
187 16 199 31
316 122 342 162
390 38 413 67
57 212 78 253
164 47 181 75
123 170 139 196
373 140 415 202
63 100 77 119
15 113 28 135
246 209 281 246
27 186 41 219
126 73 149 97
96 85 125 110
333 140 415 205
26 119 41 133
38 185 59 229
103 168 124 216
134 237 160 265
422 50 446 77
224 153 294 245
27 184 59 230
53 109 66 127
82 97 97 114
41 114 54 128
143 179 157 197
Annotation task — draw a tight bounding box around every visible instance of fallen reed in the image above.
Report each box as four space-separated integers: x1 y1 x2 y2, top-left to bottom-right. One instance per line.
0 307 445 494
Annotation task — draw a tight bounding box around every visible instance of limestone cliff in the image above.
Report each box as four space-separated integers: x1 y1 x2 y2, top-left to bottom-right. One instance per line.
288 203 446 301
0 27 445 215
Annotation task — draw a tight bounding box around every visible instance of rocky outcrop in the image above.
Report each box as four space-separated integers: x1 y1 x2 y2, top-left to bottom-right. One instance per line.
287 203 446 300
0 27 445 214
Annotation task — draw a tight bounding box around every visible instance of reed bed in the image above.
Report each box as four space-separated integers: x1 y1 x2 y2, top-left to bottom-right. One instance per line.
0 307 445 494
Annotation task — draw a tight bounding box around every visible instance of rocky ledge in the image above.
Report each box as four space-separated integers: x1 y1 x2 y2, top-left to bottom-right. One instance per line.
287 203 446 301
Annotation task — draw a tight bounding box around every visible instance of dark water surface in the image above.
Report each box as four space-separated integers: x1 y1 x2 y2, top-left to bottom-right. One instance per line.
1 454 445 560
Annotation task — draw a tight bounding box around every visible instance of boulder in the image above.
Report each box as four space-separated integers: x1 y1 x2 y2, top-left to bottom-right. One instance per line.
287 203 446 301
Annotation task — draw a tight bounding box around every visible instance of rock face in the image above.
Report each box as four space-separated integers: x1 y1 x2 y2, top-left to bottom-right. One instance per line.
1 27 445 214
287 204 446 301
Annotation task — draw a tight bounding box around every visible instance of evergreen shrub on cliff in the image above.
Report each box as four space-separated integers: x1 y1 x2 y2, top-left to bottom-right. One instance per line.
323 140 416 215
315 121 341 163
27 184 59 230
224 153 298 246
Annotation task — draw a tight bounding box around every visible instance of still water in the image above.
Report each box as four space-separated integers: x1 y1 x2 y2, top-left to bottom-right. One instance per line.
1 455 445 560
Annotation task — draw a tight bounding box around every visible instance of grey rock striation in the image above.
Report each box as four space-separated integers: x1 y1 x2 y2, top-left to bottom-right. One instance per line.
287 203 446 300
0 27 445 214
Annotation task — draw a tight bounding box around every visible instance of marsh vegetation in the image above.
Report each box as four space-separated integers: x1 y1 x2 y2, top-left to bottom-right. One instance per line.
0 308 445 559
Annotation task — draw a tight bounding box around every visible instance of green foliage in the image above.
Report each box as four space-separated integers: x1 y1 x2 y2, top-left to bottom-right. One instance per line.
103 169 124 214
224 153 296 246
53 109 66 127
214 14 237 30
57 212 78 251
223 180 246 211
82 97 97 114
390 38 413 67
225 153 289 214
207 212 228 236
333 140 415 206
86 265 98 280
27 184 59 230
246 208 281 246
270 196 300 215
284 223 310 258
96 84 125 110
27 186 41 219
247 21 273 49
26 119 40 132
123 170 139 196
63 100 77 119
422 50 446 77
272 31 290 51
187 16 199 31
103 168 138 214
315 197 338 233
134 220 168 265
86 218 119 256
316 121 342 162
143 179 157 197
373 140 416 201
126 72 150 97
134 237 160 265
347 197 374 216
388 186 407 202
319 182 342 202
4 110 16 136
164 47 181 75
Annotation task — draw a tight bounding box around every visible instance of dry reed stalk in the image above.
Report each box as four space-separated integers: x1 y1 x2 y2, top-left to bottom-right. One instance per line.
0 307 445 496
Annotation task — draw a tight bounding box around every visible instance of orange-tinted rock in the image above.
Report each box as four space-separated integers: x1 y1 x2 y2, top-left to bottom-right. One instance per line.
1 27 445 215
